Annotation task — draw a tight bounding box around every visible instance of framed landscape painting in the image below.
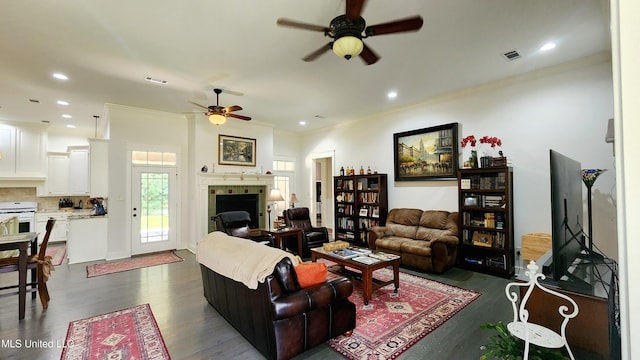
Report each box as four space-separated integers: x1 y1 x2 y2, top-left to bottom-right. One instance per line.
218 134 256 166
393 123 459 181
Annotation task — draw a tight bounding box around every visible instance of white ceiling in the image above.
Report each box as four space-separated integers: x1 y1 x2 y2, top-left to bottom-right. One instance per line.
0 0 610 134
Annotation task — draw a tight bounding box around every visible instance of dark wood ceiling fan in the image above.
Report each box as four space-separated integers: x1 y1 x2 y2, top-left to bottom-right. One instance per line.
277 0 423 65
189 88 251 124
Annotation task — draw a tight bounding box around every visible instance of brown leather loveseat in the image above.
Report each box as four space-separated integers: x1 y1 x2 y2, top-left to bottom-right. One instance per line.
369 208 459 273
197 232 355 360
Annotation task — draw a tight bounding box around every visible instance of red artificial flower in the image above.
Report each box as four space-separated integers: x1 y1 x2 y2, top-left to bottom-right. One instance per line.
461 135 477 148
480 136 502 148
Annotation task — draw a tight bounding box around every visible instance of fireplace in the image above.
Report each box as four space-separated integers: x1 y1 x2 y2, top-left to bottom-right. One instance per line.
214 194 260 228
207 183 267 233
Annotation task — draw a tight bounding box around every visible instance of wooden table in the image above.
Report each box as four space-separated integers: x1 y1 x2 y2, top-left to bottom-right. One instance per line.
0 232 38 320
267 228 303 256
311 247 400 305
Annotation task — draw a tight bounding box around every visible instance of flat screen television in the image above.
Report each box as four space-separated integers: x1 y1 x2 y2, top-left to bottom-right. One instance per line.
549 149 585 281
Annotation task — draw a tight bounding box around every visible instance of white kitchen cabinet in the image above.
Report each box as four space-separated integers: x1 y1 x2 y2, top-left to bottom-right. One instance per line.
67 216 107 264
0 123 46 178
89 139 108 197
0 125 16 176
41 146 90 196
36 211 69 244
15 127 46 177
68 146 90 195
44 153 70 196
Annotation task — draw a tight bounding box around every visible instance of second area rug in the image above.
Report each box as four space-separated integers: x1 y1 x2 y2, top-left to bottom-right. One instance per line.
327 267 481 359
60 303 170 360
86 251 183 278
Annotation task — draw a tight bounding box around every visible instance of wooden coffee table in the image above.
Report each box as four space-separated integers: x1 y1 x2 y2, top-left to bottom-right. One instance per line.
310 247 400 305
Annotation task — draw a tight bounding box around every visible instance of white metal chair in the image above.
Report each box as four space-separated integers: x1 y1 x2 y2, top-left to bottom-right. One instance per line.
504 261 579 360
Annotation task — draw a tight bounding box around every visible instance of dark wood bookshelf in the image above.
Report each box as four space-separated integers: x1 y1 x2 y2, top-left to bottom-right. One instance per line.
334 173 388 247
457 166 514 278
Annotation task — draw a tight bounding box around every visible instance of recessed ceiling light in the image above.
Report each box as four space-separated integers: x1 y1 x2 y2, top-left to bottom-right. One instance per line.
53 73 68 80
66 124 76 128
57 100 69 106
540 42 556 52
387 91 398 99
299 121 306 125
62 114 72 119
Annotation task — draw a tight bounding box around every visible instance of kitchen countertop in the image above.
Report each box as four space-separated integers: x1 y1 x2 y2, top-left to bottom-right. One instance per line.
68 213 108 220
36 209 108 220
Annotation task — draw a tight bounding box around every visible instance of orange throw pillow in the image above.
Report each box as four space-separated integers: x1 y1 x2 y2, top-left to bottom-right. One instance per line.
294 262 327 288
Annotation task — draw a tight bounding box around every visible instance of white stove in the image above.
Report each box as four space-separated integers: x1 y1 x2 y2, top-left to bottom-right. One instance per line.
0 201 37 233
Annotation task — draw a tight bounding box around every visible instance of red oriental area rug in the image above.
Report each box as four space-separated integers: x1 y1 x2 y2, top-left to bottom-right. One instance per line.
326 267 481 359
46 243 67 266
86 251 183 278
60 303 170 360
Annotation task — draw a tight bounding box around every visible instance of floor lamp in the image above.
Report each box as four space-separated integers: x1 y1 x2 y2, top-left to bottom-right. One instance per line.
581 168 607 251
267 188 284 231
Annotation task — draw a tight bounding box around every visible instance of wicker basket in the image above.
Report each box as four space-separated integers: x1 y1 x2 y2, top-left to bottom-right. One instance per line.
323 241 349 251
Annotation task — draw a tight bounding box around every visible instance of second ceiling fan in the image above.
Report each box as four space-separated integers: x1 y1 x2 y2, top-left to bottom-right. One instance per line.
277 0 423 65
189 88 251 125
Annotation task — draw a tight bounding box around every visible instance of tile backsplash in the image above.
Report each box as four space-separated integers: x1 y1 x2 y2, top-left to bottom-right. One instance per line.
0 187 37 202
0 187 90 211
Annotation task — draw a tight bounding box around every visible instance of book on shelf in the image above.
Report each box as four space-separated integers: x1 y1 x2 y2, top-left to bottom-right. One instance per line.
352 256 379 265
486 255 507 270
368 251 400 261
495 212 505 229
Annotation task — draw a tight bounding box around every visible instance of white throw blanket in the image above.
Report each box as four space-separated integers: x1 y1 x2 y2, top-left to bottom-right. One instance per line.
197 231 299 289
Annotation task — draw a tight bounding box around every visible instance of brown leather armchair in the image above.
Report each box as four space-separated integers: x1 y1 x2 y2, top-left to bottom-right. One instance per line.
213 211 273 245
282 207 329 257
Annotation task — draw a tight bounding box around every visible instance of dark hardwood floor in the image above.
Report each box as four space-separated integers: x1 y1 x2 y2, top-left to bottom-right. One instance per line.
0 248 599 359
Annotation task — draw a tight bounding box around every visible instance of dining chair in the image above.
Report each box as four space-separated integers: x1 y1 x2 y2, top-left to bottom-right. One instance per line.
0 218 56 309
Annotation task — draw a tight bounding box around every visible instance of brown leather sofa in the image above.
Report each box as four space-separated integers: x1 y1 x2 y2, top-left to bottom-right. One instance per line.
369 208 459 273
199 249 355 360
282 207 329 258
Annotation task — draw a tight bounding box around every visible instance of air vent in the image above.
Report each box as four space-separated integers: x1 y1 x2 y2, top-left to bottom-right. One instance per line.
145 76 168 84
502 50 521 61
29 99 40 103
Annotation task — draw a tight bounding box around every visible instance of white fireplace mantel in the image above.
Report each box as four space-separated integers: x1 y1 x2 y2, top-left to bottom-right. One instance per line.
198 172 275 186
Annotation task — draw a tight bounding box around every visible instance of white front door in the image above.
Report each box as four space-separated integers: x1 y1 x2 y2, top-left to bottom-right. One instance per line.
131 166 177 255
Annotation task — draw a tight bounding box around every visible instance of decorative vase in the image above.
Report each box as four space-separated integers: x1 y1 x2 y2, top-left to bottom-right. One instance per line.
470 150 478 169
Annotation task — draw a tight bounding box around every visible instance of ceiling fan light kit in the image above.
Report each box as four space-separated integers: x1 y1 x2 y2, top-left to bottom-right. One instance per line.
333 35 364 59
208 113 226 125
277 0 423 65
189 88 251 125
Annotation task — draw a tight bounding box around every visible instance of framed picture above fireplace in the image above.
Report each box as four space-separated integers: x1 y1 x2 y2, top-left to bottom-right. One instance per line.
218 134 256 166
